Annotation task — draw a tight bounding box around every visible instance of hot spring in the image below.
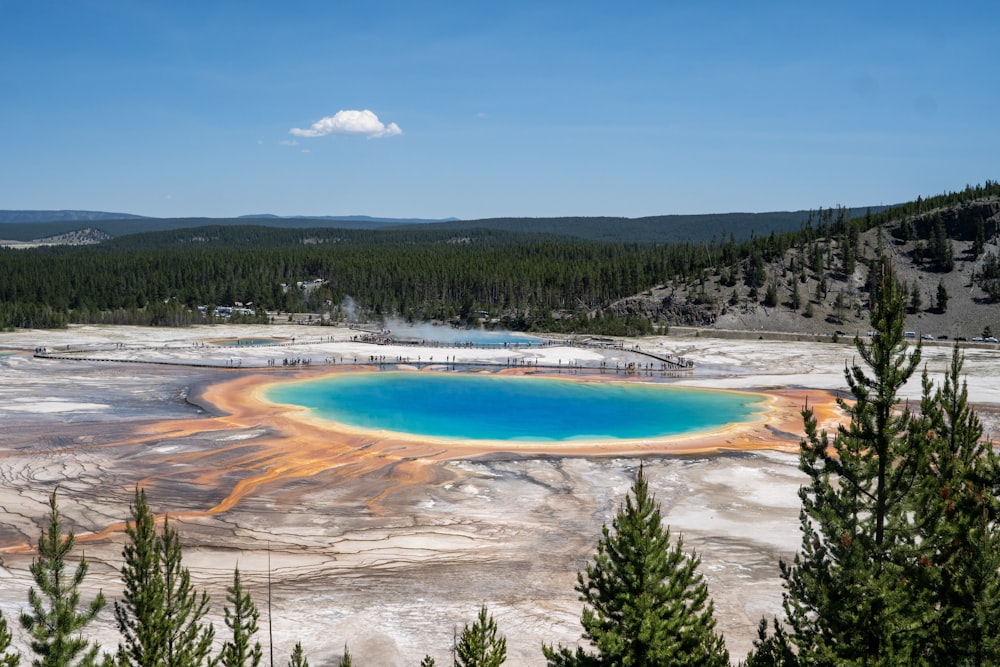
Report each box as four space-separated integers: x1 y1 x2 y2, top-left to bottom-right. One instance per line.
387 324 545 347
264 372 764 442
208 338 286 347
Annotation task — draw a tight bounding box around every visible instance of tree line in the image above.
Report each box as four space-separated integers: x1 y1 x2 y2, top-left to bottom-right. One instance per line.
2 262 999 665
2 183 998 334
0 231 719 334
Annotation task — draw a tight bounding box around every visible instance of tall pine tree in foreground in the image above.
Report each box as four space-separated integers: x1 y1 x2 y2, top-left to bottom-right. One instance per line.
0 612 20 667
779 261 923 665
543 465 728 667
158 514 214 667
19 490 106 667
909 346 1000 665
114 488 164 667
114 488 214 667
219 567 262 667
454 606 506 667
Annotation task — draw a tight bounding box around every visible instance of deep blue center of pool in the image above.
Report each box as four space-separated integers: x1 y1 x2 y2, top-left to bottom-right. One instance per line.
265 373 762 441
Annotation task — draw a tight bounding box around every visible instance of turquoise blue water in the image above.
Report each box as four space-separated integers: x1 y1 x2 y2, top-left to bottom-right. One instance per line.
265 372 763 441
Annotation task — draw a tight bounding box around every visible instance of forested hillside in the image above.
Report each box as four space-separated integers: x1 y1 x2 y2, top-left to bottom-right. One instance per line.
634 183 1000 340
389 206 887 243
1 183 997 336
0 208 886 244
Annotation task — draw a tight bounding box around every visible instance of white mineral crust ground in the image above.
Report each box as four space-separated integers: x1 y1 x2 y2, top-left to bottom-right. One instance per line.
1 324 998 665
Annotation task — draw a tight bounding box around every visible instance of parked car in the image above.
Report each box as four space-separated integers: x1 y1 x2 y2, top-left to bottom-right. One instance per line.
986 337 998 343
921 334 935 340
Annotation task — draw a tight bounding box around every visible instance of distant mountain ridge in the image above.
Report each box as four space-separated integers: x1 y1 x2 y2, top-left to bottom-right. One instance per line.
0 210 149 223
238 214 461 224
0 210 454 225
0 207 892 245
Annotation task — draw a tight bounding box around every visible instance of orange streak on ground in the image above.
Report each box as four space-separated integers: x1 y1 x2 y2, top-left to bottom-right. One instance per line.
0 369 848 553
191 372 842 515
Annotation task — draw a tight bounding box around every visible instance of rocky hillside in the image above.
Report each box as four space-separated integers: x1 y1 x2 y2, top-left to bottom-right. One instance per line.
611 197 1000 341
35 227 113 245
0 227 112 248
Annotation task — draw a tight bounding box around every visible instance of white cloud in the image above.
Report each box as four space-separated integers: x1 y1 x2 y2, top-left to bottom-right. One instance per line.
280 139 299 146
290 109 402 139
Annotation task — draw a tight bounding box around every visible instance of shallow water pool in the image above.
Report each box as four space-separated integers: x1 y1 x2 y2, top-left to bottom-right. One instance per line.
264 372 763 442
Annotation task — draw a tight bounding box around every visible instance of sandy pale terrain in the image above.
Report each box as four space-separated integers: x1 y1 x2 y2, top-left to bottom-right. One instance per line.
1 324 998 665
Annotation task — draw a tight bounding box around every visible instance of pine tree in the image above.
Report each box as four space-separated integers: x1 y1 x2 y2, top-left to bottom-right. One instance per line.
935 280 949 313
159 515 214 667
286 643 308 667
543 465 728 667
779 262 924 664
338 644 352 667
909 347 1000 664
0 612 20 667
910 280 922 313
114 488 165 667
455 606 505 667
419 656 435 667
114 488 214 667
763 283 778 308
741 618 795 667
973 218 986 258
19 490 107 667
219 568 262 667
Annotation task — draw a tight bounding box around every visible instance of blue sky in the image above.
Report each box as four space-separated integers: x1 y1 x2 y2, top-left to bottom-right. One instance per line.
1 1 997 220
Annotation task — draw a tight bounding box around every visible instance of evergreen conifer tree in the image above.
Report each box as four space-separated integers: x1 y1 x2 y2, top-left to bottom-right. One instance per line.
740 617 795 667
779 262 924 664
543 465 728 667
0 612 20 667
114 488 165 667
419 656 435 667
338 644 352 667
19 490 106 667
763 283 778 308
935 280 948 313
910 280 922 312
158 515 214 667
219 568 262 667
909 347 1000 664
973 219 986 258
455 607 505 667
114 488 214 667
286 642 308 667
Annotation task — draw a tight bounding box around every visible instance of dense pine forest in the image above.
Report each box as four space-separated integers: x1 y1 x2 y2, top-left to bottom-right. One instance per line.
1 182 998 336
